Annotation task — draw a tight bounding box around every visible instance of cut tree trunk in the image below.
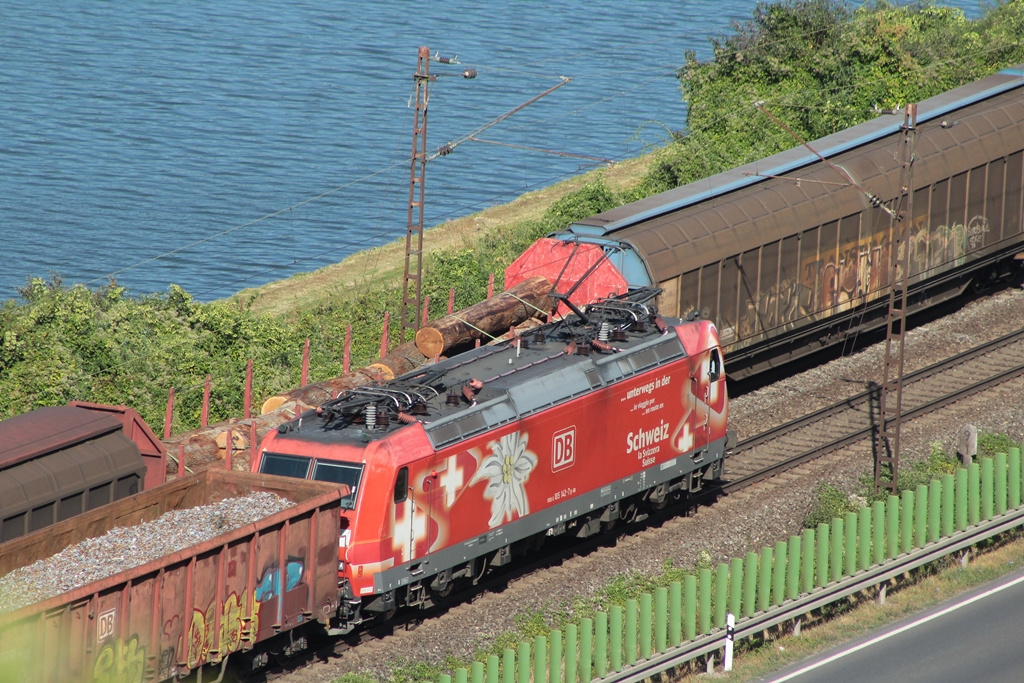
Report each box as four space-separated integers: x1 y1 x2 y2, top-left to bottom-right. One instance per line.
415 276 553 358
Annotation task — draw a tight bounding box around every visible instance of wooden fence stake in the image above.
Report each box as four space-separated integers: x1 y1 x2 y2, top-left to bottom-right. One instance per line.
380 312 390 359
344 324 352 374
422 296 430 327
244 360 253 419
225 428 233 471
201 374 211 428
301 338 311 387
178 444 186 479
163 388 175 439
487 273 494 299
448 287 455 314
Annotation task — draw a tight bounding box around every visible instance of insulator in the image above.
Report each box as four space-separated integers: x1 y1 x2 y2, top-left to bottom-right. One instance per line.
533 329 545 344
397 412 419 424
462 385 475 402
437 55 455 64
462 68 477 79
446 389 460 406
365 404 377 430
438 142 453 157
599 322 611 342
577 342 591 356
591 339 613 353
378 412 390 428
410 400 428 415
611 327 628 343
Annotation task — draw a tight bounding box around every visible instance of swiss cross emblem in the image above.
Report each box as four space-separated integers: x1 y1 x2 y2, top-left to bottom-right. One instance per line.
552 427 576 472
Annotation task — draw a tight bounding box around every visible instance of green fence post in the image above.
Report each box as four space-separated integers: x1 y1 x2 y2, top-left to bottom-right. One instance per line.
456 668 468 683
872 500 885 566
595 611 607 680
941 473 955 538
517 641 530 683
683 576 696 642
549 630 562 683
639 594 652 660
743 552 758 617
472 661 484 683
729 557 744 620
1012 447 1023 507
858 506 871 572
900 489 914 554
534 635 547 683
787 535 801 599
565 624 577 683
715 562 728 629
914 483 928 548
441 674 453 683
886 494 900 559
956 466 969 530
625 598 638 666
609 606 622 673
758 546 773 613
487 655 500 683
928 479 941 543
698 567 712 635
802 528 816 594
830 517 844 583
503 649 515 683
580 618 593 683
817 523 830 587
845 511 858 576
995 451 1008 515
773 540 787 606
655 586 668 653
1009 448 1021 510
969 461 981 525
670 580 682 646
982 457 994 521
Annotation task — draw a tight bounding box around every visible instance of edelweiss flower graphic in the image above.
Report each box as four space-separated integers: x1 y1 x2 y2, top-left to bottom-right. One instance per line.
470 431 538 528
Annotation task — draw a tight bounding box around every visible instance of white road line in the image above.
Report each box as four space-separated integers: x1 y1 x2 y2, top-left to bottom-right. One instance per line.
766 571 1024 682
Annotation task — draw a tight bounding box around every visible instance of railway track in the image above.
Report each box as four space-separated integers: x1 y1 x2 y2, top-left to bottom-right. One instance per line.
723 326 1024 490
257 325 1024 683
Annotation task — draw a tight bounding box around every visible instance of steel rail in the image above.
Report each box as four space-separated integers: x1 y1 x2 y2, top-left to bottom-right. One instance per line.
723 327 1024 492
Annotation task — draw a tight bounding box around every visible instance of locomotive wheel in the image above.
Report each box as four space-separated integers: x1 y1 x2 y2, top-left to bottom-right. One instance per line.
429 569 455 600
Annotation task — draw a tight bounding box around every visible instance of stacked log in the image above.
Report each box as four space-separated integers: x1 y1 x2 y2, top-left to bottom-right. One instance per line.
414 276 554 358
163 277 553 472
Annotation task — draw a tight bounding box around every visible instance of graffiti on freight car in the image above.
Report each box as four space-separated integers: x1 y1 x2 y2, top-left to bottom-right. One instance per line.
185 589 262 670
92 634 146 683
724 215 988 342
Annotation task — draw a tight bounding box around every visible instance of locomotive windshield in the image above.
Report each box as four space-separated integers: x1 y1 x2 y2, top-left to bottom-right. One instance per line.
259 453 363 509
311 461 363 509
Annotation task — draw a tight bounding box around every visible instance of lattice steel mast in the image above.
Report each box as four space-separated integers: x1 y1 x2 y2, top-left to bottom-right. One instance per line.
874 103 918 494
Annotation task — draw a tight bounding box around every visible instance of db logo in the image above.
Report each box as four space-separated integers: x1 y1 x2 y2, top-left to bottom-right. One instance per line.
97 608 116 642
552 427 576 472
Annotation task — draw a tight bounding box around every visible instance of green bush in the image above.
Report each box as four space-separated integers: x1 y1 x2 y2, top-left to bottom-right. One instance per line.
804 483 858 528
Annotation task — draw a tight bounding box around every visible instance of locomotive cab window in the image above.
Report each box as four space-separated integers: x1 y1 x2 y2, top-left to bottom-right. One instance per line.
312 461 364 509
260 453 312 479
394 467 409 504
708 349 722 382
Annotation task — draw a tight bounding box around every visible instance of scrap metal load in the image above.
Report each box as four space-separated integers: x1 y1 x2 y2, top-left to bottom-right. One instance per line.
0 468 343 682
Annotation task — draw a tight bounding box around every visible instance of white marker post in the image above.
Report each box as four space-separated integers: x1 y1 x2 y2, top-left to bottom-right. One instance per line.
724 612 736 672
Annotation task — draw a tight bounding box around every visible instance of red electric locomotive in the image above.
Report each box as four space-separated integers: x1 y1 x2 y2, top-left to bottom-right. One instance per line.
252 291 729 632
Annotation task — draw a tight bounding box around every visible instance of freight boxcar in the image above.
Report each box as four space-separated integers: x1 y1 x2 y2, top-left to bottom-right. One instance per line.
0 402 166 544
253 292 729 633
0 468 342 682
509 66 1024 379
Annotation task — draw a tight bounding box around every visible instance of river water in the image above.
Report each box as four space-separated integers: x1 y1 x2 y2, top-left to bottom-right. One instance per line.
0 1 985 301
